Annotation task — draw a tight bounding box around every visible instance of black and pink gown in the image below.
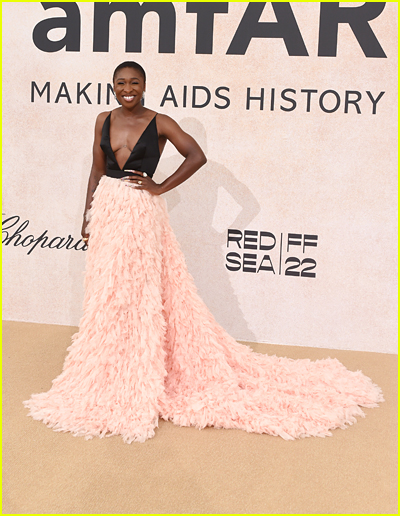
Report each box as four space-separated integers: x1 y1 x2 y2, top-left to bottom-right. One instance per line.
24 113 384 443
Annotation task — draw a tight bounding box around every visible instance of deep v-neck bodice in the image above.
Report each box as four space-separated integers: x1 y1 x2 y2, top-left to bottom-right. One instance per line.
100 112 160 179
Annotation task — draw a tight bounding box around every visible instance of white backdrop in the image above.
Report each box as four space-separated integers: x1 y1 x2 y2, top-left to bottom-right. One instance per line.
2 2 397 353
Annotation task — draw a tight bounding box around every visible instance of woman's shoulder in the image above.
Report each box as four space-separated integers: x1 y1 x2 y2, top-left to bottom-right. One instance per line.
96 110 112 123
94 111 112 132
144 108 157 116
154 113 179 134
155 112 173 123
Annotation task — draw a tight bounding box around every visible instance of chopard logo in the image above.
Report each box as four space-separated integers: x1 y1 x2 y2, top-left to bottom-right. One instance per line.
2 215 87 255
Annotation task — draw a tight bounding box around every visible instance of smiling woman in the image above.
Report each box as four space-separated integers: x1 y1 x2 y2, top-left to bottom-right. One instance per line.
23 61 383 444
79 61 206 226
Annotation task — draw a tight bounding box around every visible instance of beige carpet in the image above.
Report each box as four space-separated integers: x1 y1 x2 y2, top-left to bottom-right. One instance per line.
2 321 397 514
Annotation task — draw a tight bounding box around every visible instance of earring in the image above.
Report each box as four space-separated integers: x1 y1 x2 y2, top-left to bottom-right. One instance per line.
141 92 145 106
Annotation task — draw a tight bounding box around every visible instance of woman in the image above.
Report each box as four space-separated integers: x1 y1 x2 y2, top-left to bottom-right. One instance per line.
80 61 207 241
24 62 383 443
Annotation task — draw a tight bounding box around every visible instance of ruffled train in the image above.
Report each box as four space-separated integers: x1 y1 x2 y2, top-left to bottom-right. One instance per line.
24 176 384 443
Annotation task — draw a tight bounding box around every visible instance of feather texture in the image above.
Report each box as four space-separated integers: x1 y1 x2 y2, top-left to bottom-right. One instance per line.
24 176 384 443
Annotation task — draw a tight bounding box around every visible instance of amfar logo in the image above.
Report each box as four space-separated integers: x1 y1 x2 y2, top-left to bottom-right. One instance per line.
32 2 387 57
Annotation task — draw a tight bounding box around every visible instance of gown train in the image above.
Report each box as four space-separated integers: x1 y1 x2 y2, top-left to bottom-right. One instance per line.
24 176 384 443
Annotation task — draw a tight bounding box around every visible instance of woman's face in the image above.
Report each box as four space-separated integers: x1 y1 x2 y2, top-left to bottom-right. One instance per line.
113 67 145 108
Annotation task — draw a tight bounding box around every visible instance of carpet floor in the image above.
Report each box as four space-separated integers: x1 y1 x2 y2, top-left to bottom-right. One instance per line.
2 321 398 514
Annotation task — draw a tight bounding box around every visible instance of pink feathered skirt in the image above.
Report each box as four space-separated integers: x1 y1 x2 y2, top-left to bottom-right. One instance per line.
24 176 384 443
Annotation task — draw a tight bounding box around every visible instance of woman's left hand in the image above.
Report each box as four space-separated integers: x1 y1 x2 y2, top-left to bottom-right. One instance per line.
121 171 164 195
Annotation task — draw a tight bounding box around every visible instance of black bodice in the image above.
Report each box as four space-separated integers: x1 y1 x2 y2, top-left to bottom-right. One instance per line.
100 113 160 179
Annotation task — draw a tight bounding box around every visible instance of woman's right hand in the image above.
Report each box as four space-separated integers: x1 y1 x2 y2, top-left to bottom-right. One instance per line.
81 218 89 245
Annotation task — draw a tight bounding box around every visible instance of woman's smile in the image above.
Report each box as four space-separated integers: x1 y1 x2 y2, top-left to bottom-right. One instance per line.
122 95 135 102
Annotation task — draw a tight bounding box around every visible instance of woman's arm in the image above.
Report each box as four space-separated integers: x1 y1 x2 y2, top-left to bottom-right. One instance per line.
81 113 108 239
123 114 207 195
156 114 207 194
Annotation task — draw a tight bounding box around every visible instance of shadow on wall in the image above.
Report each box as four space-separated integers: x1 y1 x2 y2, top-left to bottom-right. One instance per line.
157 117 260 342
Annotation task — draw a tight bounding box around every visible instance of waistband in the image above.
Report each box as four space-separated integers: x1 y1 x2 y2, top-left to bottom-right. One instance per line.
105 169 142 179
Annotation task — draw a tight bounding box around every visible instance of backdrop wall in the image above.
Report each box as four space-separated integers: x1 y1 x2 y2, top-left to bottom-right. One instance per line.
2 2 397 352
